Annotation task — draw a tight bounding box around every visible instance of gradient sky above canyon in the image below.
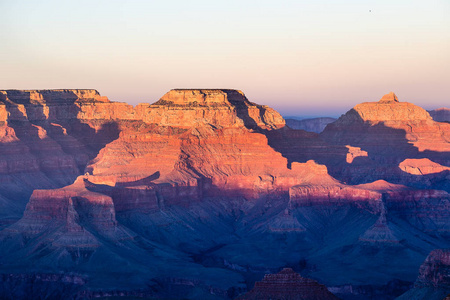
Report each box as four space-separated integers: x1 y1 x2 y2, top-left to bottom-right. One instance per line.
1 0 449 117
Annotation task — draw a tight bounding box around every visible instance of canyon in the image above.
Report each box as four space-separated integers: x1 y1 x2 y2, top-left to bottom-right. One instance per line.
0 89 449 299
285 117 337 133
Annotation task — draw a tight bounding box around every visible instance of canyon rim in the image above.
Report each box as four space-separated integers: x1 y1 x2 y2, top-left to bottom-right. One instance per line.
0 89 448 299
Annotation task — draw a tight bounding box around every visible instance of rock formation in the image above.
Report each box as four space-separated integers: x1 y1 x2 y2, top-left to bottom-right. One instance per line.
0 89 449 300
84 89 317 200
236 268 339 300
307 93 450 190
399 158 450 175
397 249 450 300
0 89 123 228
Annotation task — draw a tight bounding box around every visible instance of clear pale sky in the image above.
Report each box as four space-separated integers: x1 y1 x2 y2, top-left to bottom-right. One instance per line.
1 0 449 117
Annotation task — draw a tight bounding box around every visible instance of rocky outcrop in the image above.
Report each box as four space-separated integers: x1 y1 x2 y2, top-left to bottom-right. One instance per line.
359 211 400 243
1 176 131 248
0 89 124 228
397 249 450 300
345 145 368 163
263 93 450 195
285 117 337 133
236 268 339 300
399 158 450 175
290 177 450 234
313 93 450 190
289 178 394 213
416 249 450 288
138 89 285 129
85 90 318 200
379 92 399 103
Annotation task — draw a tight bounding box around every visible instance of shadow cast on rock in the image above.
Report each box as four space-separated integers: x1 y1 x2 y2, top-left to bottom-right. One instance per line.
0 91 121 215
233 106 450 191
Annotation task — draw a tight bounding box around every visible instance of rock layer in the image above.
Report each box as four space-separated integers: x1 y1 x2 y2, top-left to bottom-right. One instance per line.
313 93 450 189
0 89 449 300
236 268 339 300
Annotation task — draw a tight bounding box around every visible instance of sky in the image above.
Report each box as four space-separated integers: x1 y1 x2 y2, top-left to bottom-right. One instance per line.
1 0 449 117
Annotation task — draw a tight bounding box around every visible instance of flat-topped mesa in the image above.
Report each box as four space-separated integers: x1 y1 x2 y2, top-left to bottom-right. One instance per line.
0 89 137 123
154 89 248 107
140 89 285 129
0 88 285 128
0 89 110 105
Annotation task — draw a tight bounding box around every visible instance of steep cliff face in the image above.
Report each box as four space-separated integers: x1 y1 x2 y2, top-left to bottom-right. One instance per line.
416 249 450 288
0 175 134 257
0 89 123 227
134 89 285 129
397 249 450 300
290 178 450 234
298 93 450 189
86 89 305 199
321 92 450 152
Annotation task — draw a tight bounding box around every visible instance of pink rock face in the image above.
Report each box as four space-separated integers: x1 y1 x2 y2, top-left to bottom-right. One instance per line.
289 178 389 212
379 92 399 103
399 158 450 175
136 89 285 129
0 89 107 105
6 89 448 226
0 90 123 217
345 145 368 163
158 89 245 106
315 92 450 188
351 99 430 122
236 268 339 300
322 93 447 146
84 89 315 200
22 176 116 230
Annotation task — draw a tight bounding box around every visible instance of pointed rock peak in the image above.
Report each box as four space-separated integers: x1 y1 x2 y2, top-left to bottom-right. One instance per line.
379 92 399 103
155 89 249 107
329 91 431 122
